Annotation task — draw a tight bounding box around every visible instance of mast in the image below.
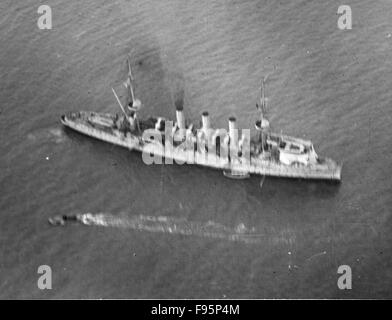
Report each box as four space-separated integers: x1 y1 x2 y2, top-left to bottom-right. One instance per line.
259 66 275 120
258 76 271 153
127 55 134 81
126 56 135 102
260 78 266 116
124 55 142 112
112 87 136 131
112 88 128 120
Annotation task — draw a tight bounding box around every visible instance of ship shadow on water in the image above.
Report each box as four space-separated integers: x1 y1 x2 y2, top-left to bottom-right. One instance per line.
113 37 186 120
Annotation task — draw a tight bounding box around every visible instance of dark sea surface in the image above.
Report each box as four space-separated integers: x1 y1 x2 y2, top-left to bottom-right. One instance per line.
0 0 391 298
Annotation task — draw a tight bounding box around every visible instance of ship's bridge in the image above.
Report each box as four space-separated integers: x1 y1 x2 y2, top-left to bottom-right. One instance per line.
266 132 318 166
281 141 305 154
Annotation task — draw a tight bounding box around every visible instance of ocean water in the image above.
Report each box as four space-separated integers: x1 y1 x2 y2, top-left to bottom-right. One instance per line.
0 0 391 298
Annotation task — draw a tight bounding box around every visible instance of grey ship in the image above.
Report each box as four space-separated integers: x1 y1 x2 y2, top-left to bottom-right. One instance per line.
61 57 342 182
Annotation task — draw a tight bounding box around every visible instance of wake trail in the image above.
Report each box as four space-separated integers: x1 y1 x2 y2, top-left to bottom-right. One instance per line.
73 212 265 244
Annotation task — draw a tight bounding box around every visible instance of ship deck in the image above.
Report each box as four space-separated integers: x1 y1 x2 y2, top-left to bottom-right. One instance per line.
61 111 342 181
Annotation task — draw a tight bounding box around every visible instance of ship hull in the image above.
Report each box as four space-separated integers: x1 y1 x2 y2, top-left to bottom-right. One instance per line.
61 112 342 181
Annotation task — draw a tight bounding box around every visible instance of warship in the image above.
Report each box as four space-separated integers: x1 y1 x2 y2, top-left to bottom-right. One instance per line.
61 56 342 182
